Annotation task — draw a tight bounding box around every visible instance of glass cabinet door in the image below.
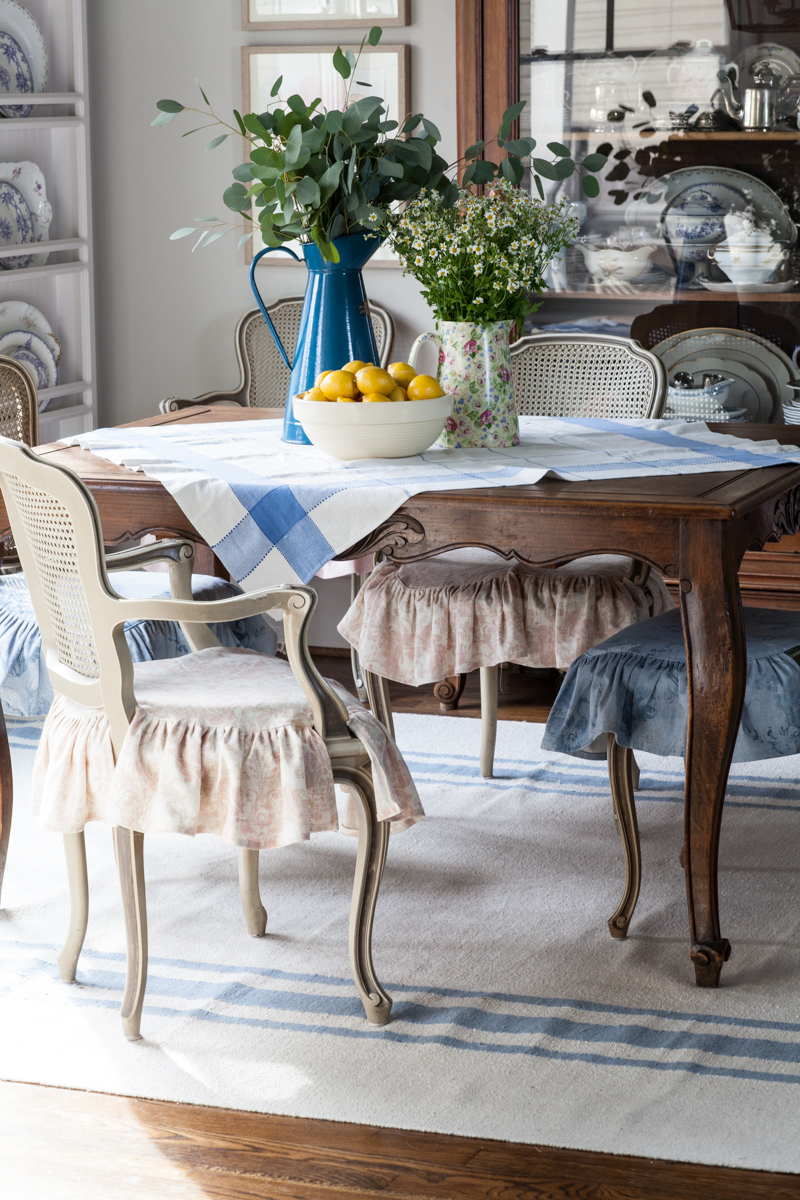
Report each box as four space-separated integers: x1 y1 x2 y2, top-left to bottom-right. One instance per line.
520 0 800 422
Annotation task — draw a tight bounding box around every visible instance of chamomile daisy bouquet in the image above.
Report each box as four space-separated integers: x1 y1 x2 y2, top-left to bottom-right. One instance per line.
389 181 578 325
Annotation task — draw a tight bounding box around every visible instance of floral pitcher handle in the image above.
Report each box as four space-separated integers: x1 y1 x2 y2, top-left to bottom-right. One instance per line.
408 331 443 374
249 244 302 371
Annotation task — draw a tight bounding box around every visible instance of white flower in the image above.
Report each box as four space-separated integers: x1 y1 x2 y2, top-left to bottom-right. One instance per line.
415 255 424 265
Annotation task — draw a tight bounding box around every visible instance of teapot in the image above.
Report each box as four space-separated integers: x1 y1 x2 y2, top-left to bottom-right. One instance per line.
715 60 786 130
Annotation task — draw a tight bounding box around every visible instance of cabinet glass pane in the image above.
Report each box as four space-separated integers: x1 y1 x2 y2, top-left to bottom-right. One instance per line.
520 0 800 421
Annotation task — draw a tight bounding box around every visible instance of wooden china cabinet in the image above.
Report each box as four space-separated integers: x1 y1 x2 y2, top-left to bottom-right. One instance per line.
456 0 800 609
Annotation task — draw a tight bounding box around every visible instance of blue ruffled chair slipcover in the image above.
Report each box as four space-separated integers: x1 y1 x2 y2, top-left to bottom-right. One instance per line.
0 571 277 717
543 606 800 762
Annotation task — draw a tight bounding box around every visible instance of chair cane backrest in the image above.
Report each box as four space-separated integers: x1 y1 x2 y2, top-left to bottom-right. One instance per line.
236 299 396 408
0 355 39 564
509 334 666 420
0 438 136 748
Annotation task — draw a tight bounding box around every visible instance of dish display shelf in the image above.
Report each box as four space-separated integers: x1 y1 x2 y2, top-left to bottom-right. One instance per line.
0 0 95 438
520 0 800 366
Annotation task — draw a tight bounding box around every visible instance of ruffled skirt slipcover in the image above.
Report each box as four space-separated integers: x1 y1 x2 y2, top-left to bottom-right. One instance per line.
543 607 800 762
0 571 277 717
32 646 423 848
339 550 673 686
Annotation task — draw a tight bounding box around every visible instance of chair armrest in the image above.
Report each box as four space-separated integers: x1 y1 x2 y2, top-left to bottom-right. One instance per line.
111 584 352 740
159 393 246 415
105 538 195 575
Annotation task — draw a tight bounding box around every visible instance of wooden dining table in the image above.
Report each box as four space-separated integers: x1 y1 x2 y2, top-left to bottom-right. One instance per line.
3 403 800 990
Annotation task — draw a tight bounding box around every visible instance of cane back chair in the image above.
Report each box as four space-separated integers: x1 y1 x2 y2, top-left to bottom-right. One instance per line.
341 334 670 781
0 437 414 1037
0 355 38 568
161 298 396 413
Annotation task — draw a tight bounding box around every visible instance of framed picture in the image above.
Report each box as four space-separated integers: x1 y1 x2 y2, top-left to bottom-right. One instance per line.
241 44 410 266
725 1 800 33
242 0 409 31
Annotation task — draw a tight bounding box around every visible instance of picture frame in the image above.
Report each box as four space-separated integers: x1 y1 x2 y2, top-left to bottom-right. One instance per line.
724 0 800 34
242 0 409 31
241 44 410 266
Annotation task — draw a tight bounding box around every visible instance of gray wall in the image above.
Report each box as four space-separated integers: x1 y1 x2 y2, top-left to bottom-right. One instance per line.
87 0 457 426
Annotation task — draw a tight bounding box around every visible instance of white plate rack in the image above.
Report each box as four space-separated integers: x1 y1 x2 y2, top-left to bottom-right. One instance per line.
0 0 95 440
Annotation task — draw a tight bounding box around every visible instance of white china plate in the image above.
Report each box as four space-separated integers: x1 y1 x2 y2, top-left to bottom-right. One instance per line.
0 0 46 116
0 179 34 269
0 329 57 389
9 345 50 393
699 278 798 293
0 162 51 267
0 29 33 117
625 167 796 246
0 300 60 364
654 329 795 413
736 42 800 85
664 356 771 422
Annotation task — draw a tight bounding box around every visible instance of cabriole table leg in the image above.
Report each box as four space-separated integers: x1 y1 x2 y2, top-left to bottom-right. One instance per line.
679 522 743 987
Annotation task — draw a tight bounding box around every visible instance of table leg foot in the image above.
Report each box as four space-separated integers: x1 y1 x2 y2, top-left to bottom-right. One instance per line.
691 939 732 988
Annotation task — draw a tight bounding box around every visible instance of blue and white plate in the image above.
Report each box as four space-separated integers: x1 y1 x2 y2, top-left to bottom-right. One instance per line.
0 29 32 117
0 328 58 397
0 180 33 269
0 1 47 118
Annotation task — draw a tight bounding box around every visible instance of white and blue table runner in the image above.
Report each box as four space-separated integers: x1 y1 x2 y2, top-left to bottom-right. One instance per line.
63 417 800 590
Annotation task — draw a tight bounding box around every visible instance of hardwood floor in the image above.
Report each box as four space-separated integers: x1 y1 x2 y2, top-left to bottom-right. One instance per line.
3 1078 799 1200
2 658 797 1199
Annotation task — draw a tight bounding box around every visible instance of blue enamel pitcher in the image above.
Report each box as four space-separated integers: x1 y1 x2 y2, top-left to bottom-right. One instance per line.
249 232 382 444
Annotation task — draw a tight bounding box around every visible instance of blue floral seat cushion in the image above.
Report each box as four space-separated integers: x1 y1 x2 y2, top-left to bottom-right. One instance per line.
542 606 800 763
0 571 277 717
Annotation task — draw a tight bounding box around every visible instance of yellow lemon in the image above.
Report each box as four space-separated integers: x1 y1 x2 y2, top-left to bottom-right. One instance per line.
336 395 358 403
388 362 417 388
407 374 445 400
355 365 395 396
388 384 407 402
304 386 328 403
341 359 372 374
321 370 358 401
315 370 333 388
363 391 391 403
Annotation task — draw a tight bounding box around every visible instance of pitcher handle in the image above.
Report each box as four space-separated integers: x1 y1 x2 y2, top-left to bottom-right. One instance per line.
249 244 302 372
409 331 442 372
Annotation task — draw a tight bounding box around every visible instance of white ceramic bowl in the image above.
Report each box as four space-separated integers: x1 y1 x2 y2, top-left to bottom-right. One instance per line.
294 394 454 460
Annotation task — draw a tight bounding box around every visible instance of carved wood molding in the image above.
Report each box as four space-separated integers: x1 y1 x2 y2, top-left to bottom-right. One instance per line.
768 485 800 542
339 515 426 561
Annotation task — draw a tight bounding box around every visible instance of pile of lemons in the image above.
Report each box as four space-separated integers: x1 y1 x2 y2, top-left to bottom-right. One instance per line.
298 360 446 404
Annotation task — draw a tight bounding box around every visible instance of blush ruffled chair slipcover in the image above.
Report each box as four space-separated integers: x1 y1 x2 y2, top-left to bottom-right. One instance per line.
33 645 422 846
542 605 800 938
339 548 673 776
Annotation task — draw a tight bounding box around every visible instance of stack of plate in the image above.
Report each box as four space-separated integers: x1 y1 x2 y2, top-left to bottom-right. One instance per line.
652 329 796 423
0 301 60 406
0 2 47 118
782 401 800 425
0 161 51 269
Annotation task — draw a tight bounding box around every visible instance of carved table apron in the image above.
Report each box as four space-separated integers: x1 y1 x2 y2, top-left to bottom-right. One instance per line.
1 407 799 990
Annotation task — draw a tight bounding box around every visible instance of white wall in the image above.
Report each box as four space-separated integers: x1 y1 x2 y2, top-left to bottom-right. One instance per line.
87 0 457 426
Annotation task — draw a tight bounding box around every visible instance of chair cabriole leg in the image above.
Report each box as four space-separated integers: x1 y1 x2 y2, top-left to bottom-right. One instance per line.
364 669 395 740
114 827 148 1041
335 767 391 1026
479 665 499 778
238 847 267 936
57 831 89 982
607 736 642 939
0 701 11 908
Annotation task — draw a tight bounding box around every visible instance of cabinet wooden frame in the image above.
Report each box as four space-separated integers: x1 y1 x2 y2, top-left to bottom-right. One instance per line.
241 0 409 30
456 0 519 166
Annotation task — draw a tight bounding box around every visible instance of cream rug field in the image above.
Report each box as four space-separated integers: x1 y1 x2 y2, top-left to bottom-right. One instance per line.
0 712 798 1173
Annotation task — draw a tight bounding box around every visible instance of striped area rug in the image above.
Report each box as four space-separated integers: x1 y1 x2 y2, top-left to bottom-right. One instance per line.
0 713 798 1171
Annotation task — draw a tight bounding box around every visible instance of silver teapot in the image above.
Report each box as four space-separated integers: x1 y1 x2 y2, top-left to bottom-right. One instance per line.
715 61 792 130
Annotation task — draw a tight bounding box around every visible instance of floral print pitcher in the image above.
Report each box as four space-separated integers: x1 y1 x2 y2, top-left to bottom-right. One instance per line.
409 320 519 449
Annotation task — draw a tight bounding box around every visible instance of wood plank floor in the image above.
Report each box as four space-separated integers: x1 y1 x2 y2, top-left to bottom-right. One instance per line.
2 659 797 1199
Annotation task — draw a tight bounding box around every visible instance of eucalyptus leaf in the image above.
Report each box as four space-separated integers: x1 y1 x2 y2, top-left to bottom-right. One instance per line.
421 117 441 141
270 75 283 97
156 99 184 113
237 231 254 249
198 83 210 106
356 80 371 87
233 109 247 137
464 141 485 160
169 227 197 240
318 160 345 190
283 197 295 222
554 157 575 178
223 183 251 212
377 119 398 132
181 124 216 137
205 134 228 151
344 49 356 70
287 94 307 115
202 227 230 246
368 25 382 46
324 110 343 134
533 174 544 199
295 175 320 206
243 113 270 139
581 152 608 172
376 157 403 178
501 100 526 125
342 105 363 136
191 230 210 251
282 122 303 166
194 215 219 222
151 111 179 126
547 141 571 157
532 157 559 180
333 47 351 79
499 137 533 156
232 163 253 183
402 114 423 133
581 175 600 198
